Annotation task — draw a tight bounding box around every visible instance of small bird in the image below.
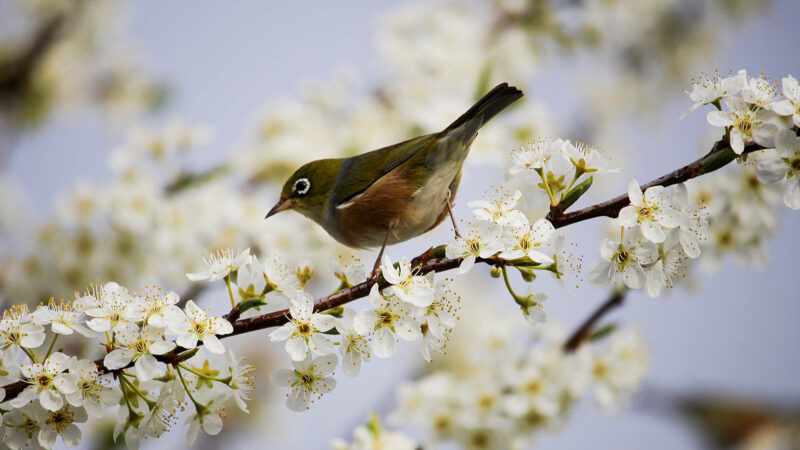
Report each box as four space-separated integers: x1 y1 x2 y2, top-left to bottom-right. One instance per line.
266 82 523 273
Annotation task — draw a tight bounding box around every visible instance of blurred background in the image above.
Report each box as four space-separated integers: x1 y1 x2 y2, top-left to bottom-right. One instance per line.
1 0 799 449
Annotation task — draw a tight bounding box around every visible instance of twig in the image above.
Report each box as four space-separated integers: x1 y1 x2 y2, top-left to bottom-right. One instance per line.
0 133 777 401
562 289 627 353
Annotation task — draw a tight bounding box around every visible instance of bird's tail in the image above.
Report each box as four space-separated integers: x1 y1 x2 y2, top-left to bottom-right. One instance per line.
443 82 524 136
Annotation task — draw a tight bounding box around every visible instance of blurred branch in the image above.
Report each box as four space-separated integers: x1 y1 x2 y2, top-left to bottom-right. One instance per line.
0 130 779 402
563 288 627 352
0 14 67 99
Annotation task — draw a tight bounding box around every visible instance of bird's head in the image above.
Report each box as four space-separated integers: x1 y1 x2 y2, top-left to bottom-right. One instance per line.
266 158 342 224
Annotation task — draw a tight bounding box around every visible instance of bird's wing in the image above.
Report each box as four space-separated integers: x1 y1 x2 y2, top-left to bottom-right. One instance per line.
330 133 439 208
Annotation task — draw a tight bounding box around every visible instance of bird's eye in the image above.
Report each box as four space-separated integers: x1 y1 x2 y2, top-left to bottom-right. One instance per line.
293 178 311 196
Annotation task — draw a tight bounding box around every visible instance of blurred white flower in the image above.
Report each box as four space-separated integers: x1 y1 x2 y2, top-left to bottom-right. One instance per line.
772 75 800 127
756 129 800 209
186 248 252 282
590 329 648 411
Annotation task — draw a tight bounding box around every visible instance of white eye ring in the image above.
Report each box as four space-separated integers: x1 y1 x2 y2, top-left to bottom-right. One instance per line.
293 178 311 196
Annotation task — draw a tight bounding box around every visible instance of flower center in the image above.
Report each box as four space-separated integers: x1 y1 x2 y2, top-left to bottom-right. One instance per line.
35 373 53 388
733 112 754 138
593 361 609 379
46 410 74 433
524 380 542 395
297 322 312 336
378 311 395 326
192 321 208 336
613 248 631 270
467 238 482 255
637 206 655 222
133 339 149 354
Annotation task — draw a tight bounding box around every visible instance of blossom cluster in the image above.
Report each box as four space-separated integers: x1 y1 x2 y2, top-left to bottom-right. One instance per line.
265 253 462 411
589 180 706 297
0 281 254 449
389 323 648 450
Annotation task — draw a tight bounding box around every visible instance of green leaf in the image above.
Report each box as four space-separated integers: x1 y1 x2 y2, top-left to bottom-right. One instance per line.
589 323 617 342
559 176 594 211
236 298 267 314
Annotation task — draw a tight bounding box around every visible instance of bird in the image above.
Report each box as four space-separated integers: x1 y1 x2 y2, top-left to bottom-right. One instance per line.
266 82 523 275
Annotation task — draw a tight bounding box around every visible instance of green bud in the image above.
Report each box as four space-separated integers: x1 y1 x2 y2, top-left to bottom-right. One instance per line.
490 266 503 278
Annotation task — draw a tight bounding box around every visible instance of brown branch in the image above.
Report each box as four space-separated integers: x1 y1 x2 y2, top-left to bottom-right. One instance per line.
0 133 777 401
0 14 67 97
547 140 765 227
563 289 627 352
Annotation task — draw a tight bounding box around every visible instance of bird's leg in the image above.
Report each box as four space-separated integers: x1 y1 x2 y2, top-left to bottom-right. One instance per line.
371 225 394 281
446 189 461 238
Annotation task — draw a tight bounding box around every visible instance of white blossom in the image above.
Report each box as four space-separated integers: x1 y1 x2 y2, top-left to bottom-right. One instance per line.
335 309 372 376
380 254 435 308
103 325 175 381
618 180 684 243
83 282 145 334
500 216 555 264
273 354 337 412
12 352 77 412
167 300 233 354
0 305 46 351
469 188 528 228
269 292 336 361
354 286 421 358
589 227 658 290
38 404 88 449
445 221 503 274
32 300 94 337
707 97 779 154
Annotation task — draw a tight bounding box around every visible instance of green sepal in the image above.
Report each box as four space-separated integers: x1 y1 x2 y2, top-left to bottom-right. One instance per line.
323 306 344 318
559 176 593 211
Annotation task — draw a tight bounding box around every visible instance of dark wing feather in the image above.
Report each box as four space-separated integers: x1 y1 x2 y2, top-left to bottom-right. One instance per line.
330 133 439 207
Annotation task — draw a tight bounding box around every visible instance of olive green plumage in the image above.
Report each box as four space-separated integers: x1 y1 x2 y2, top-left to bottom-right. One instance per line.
267 82 524 248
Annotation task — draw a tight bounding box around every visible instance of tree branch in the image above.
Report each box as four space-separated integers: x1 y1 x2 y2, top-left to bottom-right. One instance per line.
563 289 627 352
547 140 765 227
0 132 778 401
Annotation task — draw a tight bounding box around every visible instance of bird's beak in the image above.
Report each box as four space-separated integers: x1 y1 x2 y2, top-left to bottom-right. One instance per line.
265 199 292 219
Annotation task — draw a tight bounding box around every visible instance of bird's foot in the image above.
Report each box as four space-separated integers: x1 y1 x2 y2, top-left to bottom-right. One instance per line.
446 190 461 238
